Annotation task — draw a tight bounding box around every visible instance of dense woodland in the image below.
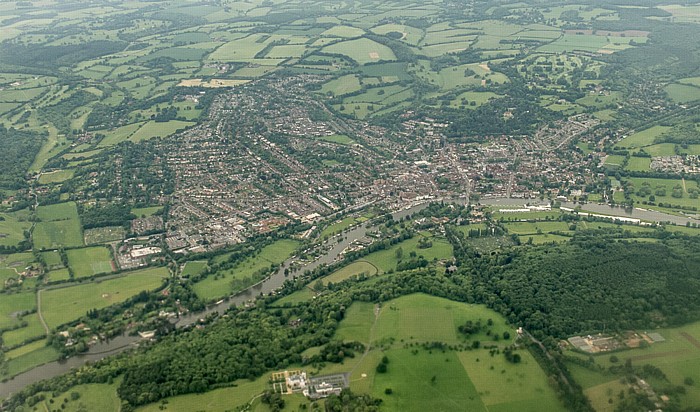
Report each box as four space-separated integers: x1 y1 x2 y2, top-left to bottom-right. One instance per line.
0 125 44 189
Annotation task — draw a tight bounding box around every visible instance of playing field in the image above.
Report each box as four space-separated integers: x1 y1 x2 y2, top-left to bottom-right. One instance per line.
40 267 168 328
66 246 114 278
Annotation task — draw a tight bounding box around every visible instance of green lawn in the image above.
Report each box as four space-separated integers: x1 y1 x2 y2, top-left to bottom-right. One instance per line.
1 313 46 347
615 126 670 149
38 169 75 184
40 267 168 328
665 83 700 103
181 260 207 277
321 216 358 238
0 211 32 247
26 378 123 412
131 206 163 217
4 345 59 378
66 246 114 278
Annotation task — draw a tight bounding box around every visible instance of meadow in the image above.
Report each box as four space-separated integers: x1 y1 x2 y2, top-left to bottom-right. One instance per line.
362 234 453 273
332 294 565 412
193 239 299 301
40 267 168 328
565 320 700 410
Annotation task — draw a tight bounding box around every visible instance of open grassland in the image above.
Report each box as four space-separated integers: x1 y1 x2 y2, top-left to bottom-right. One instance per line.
332 294 564 412
194 239 299 301
181 260 207 277
21 378 123 412
625 177 699 210
36 201 79 222
0 291 35 330
66 246 114 278
4 345 59 379
1 313 46 348
566 320 700 410
320 260 378 286
136 377 267 412
38 169 74 185
40 267 168 328
362 234 453 273
664 83 700 103
0 211 31 247
615 126 671 149
320 216 359 238
322 38 396 64
132 206 163 217
33 219 84 249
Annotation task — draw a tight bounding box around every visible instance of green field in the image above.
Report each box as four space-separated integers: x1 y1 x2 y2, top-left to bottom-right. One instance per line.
665 83 700 103
363 234 453 273
333 294 564 411
0 211 31 247
322 38 397 64
33 219 84 249
4 345 60 378
40 267 168 328
320 216 358 238
36 201 79 222
132 206 163 217
21 379 123 412
66 246 114 278
566 320 700 410
320 260 379 286
181 260 207 277
615 126 671 149
193 239 299 301
129 120 194 142
625 177 699 210
38 169 75 184
0 291 35 330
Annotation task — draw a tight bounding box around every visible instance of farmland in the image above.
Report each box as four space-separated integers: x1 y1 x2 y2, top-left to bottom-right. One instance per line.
66 246 114 279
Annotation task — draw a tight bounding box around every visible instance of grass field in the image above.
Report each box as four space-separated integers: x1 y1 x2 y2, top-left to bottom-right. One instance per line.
36 201 79 222
21 378 123 412
181 260 207 277
321 216 358 238
320 260 378 286
38 169 74 184
332 294 564 411
625 177 699 210
40 267 168 328
66 246 114 278
193 239 299 301
1 313 46 347
566 320 700 409
362 234 453 273
322 38 396 64
128 120 194 142
0 291 35 330
0 211 31 247
665 83 700 103
136 377 267 412
33 219 84 249
615 126 671 149
4 345 59 378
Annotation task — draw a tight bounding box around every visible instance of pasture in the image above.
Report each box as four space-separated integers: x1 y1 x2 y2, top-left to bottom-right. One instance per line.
36 202 79 222
33 219 84 249
322 38 396 64
615 126 671 149
66 246 114 278
332 294 564 411
0 211 31 247
0 291 35 330
40 267 168 328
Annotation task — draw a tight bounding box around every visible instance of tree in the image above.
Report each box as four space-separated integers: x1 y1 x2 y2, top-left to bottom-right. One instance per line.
395 247 403 260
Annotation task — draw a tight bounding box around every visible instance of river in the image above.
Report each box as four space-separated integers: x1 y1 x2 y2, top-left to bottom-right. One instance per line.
0 201 439 399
